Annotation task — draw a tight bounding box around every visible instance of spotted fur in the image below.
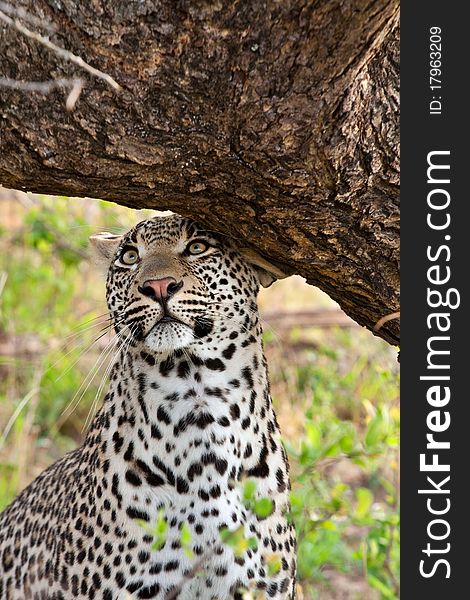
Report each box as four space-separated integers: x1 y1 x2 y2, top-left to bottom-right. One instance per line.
0 215 296 599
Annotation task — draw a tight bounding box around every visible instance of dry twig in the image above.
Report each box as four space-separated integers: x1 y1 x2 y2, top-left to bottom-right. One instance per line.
0 77 83 110
0 3 120 109
373 311 400 332
0 1 55 32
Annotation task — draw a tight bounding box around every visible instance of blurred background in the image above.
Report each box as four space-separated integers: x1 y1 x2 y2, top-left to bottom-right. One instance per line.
0 191 399 599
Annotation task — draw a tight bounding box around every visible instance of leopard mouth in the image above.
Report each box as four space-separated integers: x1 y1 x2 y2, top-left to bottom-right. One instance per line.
141 314 214 351
157 315 181 324
150 315 189 330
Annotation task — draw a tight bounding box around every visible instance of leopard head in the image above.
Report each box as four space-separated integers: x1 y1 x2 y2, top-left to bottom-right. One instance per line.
90 214 284 355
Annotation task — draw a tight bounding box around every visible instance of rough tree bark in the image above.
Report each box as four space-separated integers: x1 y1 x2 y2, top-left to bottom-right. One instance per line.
0 0 400 345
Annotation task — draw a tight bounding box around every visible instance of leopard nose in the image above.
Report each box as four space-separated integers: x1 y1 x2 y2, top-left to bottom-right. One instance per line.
139 278 183 302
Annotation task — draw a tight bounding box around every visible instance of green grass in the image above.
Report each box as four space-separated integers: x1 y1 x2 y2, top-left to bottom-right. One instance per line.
283 359 399 599
0 195 399 599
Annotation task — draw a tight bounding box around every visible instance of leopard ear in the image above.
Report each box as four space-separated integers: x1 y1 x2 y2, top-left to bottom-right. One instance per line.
89 232 122 266
240 248 287 288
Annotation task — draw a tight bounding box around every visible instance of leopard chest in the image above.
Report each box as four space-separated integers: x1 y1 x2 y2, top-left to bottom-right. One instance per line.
102 354 275 519
83 352 294 598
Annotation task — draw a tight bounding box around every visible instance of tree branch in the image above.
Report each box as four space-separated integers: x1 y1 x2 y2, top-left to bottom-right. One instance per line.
0 0 400 345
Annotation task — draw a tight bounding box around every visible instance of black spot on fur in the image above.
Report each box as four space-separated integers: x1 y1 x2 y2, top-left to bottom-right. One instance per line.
215 457 228 475
127 581 143 594
177 361 190 378
196 412 215 429
138 583 160 598
187 462 203 481
112 431 124 453
126 507 149 521
164 560 179 572
151 423 162 439
159 356 174 376
242 366 254 387
123 441 134 461
205 358 226 371
140 352 156 366
241 417 251 430
222 343 236 360
152 456 176 486
176 477 189 493
125 470 142 486
230 403 240 420
205 386 224 398
210 485 221 498
247 435 270 479
135 459 165 487
157 405 171 425
194 317 214 338
137 373 148 394
276 468 286 492
198 489 210 501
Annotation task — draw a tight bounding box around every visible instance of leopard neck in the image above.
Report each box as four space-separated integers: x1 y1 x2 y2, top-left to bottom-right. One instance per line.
86 320 281 501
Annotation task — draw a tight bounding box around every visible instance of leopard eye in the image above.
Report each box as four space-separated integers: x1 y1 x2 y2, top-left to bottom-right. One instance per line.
187 241 208 255
120 246 139 265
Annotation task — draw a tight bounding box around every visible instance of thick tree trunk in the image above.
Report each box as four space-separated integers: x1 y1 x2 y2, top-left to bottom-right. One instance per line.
0 0 400 345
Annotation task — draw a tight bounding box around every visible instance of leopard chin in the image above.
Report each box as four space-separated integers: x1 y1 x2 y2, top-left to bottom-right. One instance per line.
143 320 195 353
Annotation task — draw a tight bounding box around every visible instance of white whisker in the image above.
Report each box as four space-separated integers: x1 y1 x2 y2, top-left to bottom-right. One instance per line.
61 312 116 342
58 332 120 426
82 325 135 432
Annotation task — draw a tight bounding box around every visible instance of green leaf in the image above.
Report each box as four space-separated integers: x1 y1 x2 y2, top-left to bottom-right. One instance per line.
180 522 194 559
253 498 274 518
136 509 168 551
180 522 192 546
305 422 321 449
219 526 257 557
242 479 257 505
134 520 165 551
365 414 387 449
368 574 398 599
324 442 340 458
247 536 258 550
265 553 282 576
354 487 374 520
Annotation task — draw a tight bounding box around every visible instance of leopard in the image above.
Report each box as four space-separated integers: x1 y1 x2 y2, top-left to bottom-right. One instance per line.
0 214 296 600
